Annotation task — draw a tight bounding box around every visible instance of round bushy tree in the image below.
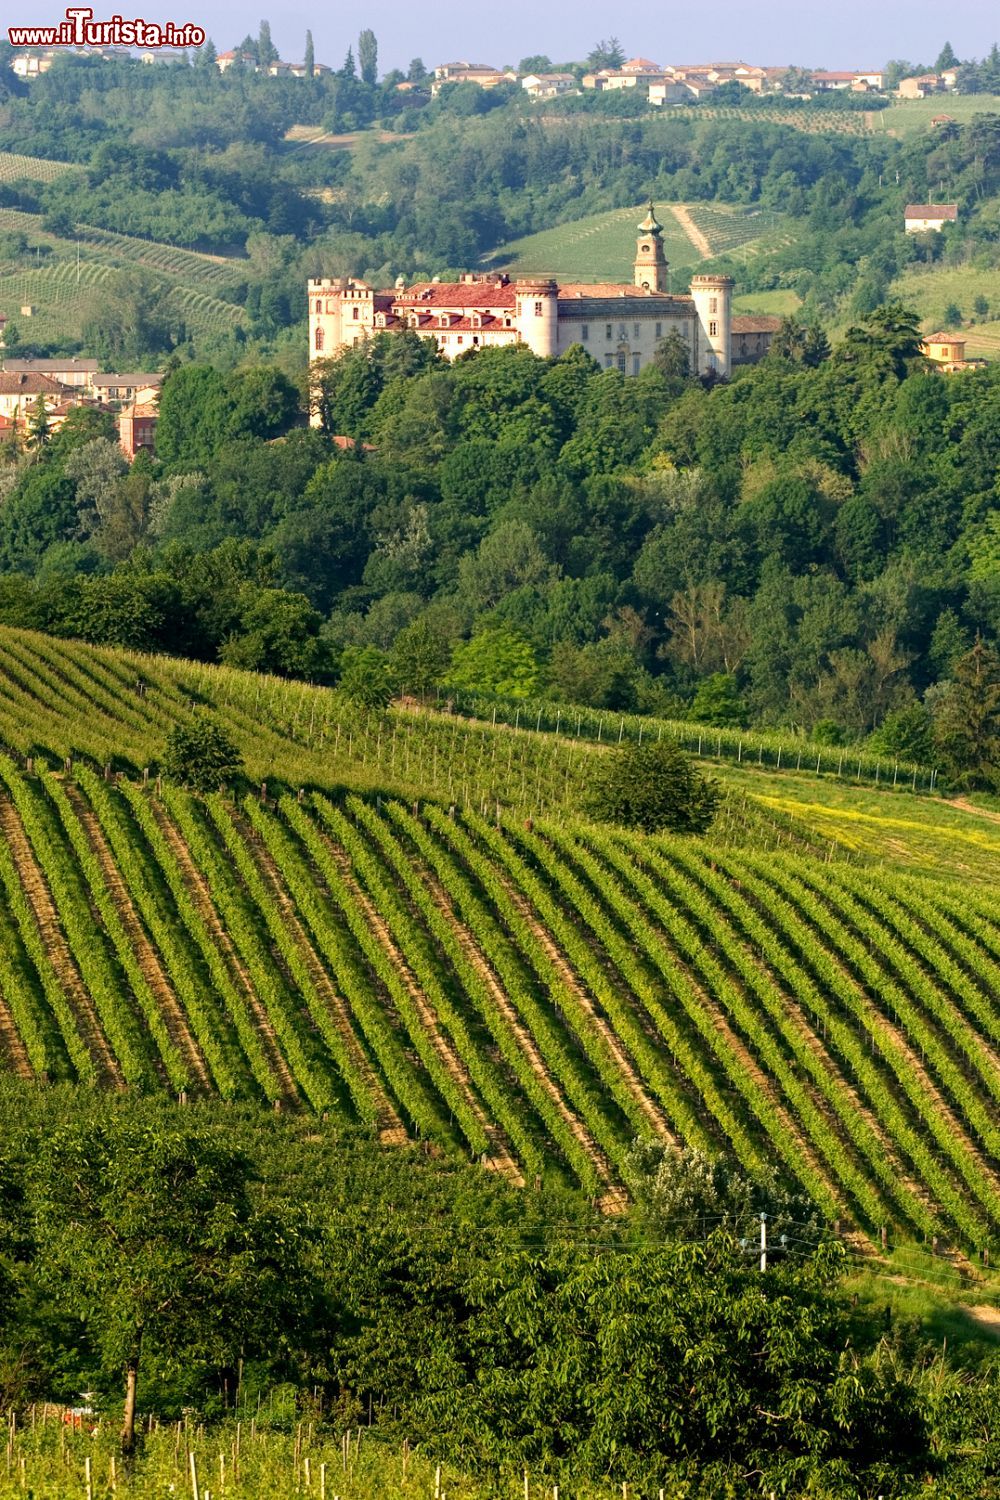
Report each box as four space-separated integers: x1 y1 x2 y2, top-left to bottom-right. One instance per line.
587 739 719 834
162 713 243 792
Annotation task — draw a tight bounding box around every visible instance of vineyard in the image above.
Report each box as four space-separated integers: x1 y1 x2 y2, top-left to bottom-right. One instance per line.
0 206 246 339
0 636 999 1245
0 152 80 185
483 200 801 284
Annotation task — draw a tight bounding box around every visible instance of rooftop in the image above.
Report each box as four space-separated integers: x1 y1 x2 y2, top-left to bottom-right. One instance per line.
904 203 959 219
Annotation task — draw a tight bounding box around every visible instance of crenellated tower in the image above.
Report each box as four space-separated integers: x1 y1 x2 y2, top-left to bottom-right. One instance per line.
690 273 734 377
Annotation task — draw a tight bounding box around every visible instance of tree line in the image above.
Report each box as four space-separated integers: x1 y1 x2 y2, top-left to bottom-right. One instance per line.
0 1084 994 1493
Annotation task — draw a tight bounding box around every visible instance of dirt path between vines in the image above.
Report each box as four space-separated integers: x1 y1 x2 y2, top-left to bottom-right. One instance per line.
152 804 300 1107
504 884 675 1149
0 983 33 1079
0 799 123 1087
422 870 615 1193
774 872 1000 1214
326 841 523 1183
236 812 407 1144
669 204 713 258
66 784 211 1094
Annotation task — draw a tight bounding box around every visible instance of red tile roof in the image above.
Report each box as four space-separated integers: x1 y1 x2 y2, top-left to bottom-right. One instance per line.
557 283 685 300
0 372 74 395
393 282 517 309
904 203 958 219
731 314 783 333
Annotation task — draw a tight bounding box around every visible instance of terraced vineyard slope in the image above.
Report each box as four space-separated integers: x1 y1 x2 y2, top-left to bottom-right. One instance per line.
2 630 1000 1249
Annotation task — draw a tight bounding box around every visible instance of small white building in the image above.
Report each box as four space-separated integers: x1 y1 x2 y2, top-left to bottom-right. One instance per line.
904 203 958 233
521 73 577 98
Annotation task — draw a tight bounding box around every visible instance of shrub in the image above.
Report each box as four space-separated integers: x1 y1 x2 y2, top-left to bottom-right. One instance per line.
162 713 243 792
586 739 719 834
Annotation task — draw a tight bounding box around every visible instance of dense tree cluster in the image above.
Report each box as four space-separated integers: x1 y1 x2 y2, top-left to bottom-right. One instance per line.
0 1085 995 1493
7 310 1000 780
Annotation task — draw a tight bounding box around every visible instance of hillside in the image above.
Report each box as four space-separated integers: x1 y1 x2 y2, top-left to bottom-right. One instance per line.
2 630 1000 1251
485 200 799 282
0 205 247 344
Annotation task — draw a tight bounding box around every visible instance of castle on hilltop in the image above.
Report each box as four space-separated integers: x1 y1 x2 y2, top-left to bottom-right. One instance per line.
309 206 777 417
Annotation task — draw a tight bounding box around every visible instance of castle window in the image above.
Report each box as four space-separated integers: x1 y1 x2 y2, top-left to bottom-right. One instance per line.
710 297 718 314
655 321 662 338
642 244 650 253
605 324 612 340
534 301 543 317
604 354 613 368
457 336 463 345
352 307 360 321
581 324 589 341
709 321 718 337
315 299 323 313
633 323 640 338
617 353 626 372
632 354 641 375
314 327 324 351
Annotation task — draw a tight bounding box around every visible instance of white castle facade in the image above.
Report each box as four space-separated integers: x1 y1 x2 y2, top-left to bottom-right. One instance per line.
308 207 752 420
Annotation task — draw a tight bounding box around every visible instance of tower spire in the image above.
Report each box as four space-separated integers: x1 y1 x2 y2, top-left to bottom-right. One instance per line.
634 201 667 291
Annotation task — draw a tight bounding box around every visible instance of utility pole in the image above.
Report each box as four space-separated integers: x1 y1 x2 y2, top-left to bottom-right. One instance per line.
759 1212 767 1273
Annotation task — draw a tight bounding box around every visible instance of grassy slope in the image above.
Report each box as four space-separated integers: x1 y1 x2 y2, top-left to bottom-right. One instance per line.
484 201 797 282
873 94 1000 137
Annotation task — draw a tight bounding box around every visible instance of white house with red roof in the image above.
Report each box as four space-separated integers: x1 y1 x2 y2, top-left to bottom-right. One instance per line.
309 206 740 423
904 203 958 233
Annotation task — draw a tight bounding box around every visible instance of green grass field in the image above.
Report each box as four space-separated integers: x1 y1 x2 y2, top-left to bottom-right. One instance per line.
484 201 798 283
733 288 802 317
887 263 1000 355
873 93 1000 136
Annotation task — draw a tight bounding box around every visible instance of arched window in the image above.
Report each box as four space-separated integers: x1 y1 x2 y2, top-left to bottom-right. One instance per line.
314 326 325 352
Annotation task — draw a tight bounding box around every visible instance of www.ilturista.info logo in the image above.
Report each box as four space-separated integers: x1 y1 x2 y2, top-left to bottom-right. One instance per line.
9 7 206 48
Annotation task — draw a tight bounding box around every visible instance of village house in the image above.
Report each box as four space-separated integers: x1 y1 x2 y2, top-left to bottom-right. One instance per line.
919 332 984 373
309 205 750 426
811 69 884 92
904 203 958 233
1 357 99 391
118 403 158 459
731 314 783 364
0 372 81 424
10 52 56 79
521 73 577 98
92 373 164 406
430 62 517 94
897 73 943 98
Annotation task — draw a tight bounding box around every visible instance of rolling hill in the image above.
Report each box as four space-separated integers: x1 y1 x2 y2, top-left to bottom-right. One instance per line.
0 205 247 343
484 201 800 283
1 628 1000 1254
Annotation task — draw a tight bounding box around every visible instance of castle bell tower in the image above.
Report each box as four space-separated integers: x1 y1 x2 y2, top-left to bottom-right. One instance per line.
634 202 668 292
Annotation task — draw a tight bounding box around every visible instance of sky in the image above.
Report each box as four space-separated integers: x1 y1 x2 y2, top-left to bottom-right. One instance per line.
9 0 999 76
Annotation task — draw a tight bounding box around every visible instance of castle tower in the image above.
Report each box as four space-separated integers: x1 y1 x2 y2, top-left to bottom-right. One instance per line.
514 278 558 358
634 203 668 292
308 277 378 426
690 273 734 377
